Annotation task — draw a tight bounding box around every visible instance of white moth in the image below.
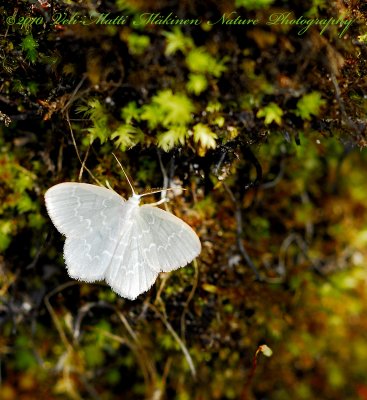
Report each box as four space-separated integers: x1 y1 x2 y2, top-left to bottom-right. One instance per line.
45 178 201 300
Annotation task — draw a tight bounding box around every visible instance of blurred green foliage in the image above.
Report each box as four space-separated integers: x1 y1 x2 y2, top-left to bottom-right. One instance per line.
296 92 326 121
256 102 284 125
236 0 275 10
20 34 39 63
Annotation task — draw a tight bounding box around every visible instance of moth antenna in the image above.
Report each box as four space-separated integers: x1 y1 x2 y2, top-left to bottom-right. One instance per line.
140 188 187 198
112 153 136 195
66 110 101 186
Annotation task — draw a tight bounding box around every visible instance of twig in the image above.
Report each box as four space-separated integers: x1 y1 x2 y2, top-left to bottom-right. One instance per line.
223 183 260 280
260 159 285 189
115 309 159 392
44 281 79 354
73 301 103 340
277 232 324 276
214 150 227 177
72 299 158 394
180 260 199 342
61 75 87 113
331 73 364 141
157 149 169 201
65 110 101 185
78 375 102 400
148 303 197 378
155 273 170 301
93 323 152 390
